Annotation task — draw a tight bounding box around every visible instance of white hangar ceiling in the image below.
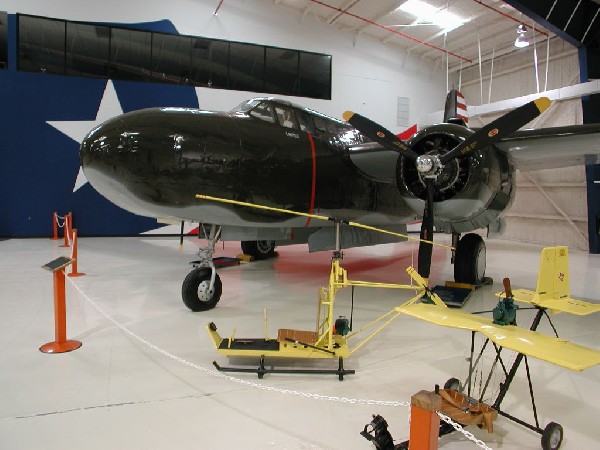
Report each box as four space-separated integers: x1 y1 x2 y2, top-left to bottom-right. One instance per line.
260 0 569 72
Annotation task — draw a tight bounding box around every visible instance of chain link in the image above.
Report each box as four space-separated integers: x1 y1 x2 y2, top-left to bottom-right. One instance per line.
55 214 66 228
67 277 494 448
55 214 73 246
438 411 494 450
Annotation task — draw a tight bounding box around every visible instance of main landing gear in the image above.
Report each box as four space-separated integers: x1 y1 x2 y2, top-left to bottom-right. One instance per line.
453 232 486 285
241 240 276 260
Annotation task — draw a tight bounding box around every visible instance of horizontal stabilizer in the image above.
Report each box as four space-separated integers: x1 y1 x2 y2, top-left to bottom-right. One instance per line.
496 246 600 315
395 303 600 371
499 288 600 315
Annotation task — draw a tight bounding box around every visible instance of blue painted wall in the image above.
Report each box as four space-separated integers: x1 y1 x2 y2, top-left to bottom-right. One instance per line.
0 17 199 237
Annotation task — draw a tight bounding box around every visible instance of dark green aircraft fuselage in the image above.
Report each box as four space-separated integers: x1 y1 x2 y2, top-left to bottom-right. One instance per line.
80 99 413 228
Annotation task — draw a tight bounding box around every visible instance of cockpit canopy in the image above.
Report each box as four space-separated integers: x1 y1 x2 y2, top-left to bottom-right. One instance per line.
231 98 368 147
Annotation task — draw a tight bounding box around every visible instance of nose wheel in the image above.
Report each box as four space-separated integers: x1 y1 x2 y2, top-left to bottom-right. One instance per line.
182 268 222 311
182 224 223 311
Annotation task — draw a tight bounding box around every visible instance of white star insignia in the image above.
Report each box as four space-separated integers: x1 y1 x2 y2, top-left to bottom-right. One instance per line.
47 80 124 192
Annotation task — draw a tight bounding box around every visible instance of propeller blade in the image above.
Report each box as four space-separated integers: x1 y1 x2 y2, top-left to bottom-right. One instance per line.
440 97 551 164
417 178 435 281
342 111 419 160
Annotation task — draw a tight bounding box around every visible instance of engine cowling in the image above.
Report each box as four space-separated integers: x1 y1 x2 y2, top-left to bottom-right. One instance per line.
396 123 515 234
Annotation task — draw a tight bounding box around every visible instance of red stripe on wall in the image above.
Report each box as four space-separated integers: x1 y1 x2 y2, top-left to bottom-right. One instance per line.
304 133 317 227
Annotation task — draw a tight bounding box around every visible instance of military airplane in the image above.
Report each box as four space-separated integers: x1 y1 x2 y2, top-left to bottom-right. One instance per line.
79 91 600 311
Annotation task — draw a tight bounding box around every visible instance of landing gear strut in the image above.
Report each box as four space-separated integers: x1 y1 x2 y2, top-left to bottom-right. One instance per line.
182 224 222 311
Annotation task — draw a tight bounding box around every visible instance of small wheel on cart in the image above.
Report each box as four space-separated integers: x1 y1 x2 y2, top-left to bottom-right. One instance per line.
541 422 563 450
443 377 462 391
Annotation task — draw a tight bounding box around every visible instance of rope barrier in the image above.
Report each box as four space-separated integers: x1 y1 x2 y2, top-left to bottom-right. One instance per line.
68 229 85 277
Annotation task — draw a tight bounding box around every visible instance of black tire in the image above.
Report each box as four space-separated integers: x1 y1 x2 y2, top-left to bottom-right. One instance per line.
454 233 486 285
241 240 276 260
181 268 222 311
541 422 563 450
443 377 461 391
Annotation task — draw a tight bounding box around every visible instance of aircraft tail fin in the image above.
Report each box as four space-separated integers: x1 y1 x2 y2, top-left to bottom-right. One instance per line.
396 124 418 140
443 89 469 125
536 246 570 301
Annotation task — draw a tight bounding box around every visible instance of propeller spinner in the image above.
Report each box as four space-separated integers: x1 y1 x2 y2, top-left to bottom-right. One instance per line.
343 96 550 282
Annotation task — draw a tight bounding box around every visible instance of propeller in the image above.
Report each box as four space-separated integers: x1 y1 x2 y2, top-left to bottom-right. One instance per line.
342 111 419 160
417 178 435 280
439 97 551 164
344 96 551 283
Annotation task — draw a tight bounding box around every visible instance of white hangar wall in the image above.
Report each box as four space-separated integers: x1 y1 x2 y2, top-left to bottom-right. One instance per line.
3 0 448 133
458 38 588 250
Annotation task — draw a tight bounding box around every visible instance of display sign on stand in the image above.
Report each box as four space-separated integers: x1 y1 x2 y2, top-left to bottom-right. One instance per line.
39 256 82 354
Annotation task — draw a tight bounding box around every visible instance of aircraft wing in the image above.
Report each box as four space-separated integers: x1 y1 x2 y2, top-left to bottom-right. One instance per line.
395 303 600 371
495 123 600 171
497 288 600 316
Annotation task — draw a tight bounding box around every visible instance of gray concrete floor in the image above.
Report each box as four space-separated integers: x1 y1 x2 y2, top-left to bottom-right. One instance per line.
1 236 599 449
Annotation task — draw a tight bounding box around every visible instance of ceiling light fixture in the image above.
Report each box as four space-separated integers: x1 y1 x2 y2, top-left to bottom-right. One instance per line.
514 24 529 48
398 0 468 32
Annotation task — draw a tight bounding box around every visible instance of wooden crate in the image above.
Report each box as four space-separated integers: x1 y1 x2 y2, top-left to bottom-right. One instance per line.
277 329 318 345
439 389 498 433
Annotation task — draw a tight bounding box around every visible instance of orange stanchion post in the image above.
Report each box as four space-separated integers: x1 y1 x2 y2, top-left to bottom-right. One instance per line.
68 229 86 278
51 212 59 240
60 212 72 248
408 390 442 450
40 258 82 354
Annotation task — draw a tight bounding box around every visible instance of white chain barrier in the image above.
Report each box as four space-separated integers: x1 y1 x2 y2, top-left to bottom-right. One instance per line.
66 277 494 449
55 214 67 228
55 213 73 247
438 411 494 450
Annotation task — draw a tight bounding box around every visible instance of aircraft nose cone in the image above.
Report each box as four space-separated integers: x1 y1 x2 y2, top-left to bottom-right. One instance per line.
80 117 127 167
80 109 174 216
80 115 142 173
79 107 240 219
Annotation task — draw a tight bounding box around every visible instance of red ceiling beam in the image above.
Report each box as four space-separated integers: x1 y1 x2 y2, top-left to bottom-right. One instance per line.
307 0 473 63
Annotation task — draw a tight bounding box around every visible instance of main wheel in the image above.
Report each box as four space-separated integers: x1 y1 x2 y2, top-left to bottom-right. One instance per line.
241 240 276 260
454 233 486 285
182 268 222 311
541 422 563 450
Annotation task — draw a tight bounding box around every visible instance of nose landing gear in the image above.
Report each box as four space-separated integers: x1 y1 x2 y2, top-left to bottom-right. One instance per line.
182 225 223 311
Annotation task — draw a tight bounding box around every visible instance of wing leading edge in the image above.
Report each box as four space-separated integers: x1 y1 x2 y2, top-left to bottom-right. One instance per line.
395 303 600 371
495 123 600 171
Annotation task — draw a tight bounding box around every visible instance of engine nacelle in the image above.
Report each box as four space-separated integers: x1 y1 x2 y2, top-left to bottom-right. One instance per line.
396 123 515 234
